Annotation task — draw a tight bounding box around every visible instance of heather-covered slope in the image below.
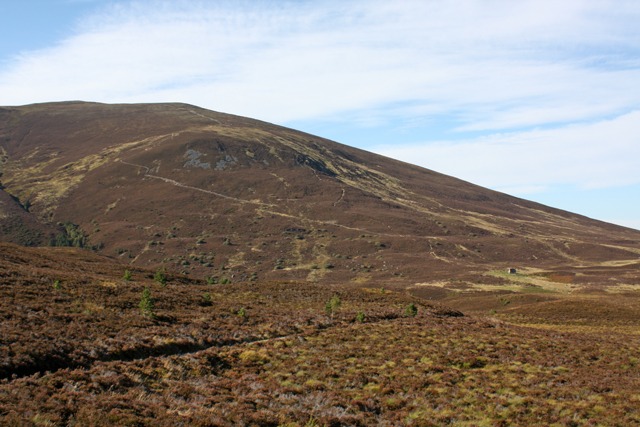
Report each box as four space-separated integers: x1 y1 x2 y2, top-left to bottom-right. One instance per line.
1 242 639 426
1 101 639 287
0 187 61 246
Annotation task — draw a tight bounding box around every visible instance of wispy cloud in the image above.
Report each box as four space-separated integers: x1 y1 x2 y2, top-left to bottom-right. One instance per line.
1 0 638 127
374 111 640 193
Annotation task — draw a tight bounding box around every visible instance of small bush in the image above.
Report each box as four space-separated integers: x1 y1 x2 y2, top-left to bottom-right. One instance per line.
53 280 61 290
355 311 365 323
154 269 167 286
325 295 341 318
201 292 212 306
405 303 418 317
123 270 132 281
139 287 155 318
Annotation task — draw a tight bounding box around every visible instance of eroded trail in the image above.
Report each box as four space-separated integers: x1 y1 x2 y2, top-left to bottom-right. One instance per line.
118 159 444 239
1 312 409 382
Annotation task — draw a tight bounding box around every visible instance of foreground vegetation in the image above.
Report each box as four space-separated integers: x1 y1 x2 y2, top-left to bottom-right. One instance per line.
1 244 639 426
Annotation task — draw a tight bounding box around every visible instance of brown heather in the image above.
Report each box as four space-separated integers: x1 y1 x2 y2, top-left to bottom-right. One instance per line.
1 242 639 426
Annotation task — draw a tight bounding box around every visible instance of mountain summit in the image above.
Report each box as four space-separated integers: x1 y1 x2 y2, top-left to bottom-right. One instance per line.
1 101 638 286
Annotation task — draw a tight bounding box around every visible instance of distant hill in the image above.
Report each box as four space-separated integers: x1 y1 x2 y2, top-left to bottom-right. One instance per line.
1 101 639 286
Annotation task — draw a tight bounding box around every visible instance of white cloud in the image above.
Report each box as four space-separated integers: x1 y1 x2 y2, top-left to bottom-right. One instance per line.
374 111 640 194
0 0 639 130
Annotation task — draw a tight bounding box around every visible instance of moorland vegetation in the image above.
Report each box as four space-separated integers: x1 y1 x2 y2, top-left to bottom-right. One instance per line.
1 243 639 426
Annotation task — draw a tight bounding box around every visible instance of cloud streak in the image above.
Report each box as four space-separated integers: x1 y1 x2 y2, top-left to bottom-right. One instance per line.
374 111 640 193
1 1 638 126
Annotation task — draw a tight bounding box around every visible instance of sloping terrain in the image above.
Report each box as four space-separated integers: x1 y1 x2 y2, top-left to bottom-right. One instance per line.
1 242 639 426
0 187 63 246
1 101 639 290
1 102 640 425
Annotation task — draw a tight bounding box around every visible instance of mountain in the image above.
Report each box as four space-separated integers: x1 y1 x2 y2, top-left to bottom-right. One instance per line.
1 101 639 288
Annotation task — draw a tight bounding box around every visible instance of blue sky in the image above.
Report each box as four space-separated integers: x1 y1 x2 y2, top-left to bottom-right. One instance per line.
1 0 639 229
